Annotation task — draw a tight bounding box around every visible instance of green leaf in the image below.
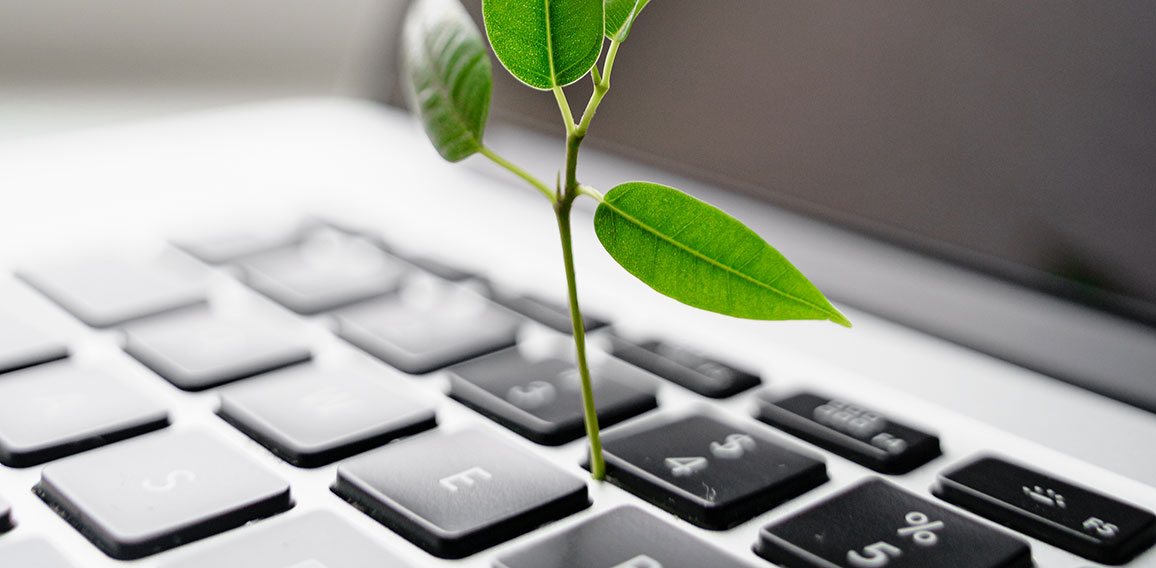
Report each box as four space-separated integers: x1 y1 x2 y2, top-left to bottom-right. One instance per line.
482 0 604 90
604 0 650 41
594 182 852 327
402 0 492 162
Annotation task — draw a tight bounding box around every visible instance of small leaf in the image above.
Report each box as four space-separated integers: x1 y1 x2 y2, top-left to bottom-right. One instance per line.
482 0 604 90
594 182 851 327
604 0 650 41
402 0 492 162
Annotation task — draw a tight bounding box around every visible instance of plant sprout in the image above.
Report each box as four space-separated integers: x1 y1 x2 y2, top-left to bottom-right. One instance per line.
401 0 850 480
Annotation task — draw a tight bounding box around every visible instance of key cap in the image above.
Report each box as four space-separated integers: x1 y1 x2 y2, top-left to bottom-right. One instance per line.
756 478 1032 568
756 391 941 474
0 361 169 467
609 336 760 398
157 510 411 568
495 506 755 568
600 413 827 530
34 430 291 560
17 258 205 328
0 493 11 533
402 254 478 282
0 313 67 373
336 280 523 374
218 363 437 467
123 309 311 391
238 230 407 314
449 348 657 445
0 539 79 568
174 230 291 265
934 455 1156 564
333 429 589 558
493 293 609 333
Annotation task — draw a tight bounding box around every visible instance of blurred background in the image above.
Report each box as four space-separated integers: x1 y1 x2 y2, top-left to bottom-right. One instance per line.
2 0 1154 326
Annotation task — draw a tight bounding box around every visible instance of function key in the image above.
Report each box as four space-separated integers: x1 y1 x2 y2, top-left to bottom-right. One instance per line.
0 539 78 568
448 347 657 445
600 413 827 530
0 313 67 374
333 429 589 558
34 430 291 559
123 309 311 391
336 279 522 374
157 510 411 568
495 506 754 568
609 336 760 398
237 229 408 314
756 478 1031 568
17 258 205 328
493 293 609 333
934 455 1156 564
0 493 11 533
756 392 941 474
218 363 436 467
0 361 169 467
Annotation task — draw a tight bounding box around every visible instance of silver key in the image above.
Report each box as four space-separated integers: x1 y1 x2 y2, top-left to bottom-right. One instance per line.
336 279 523 374
0 313 67 373
218 363 436 467
158 510 411 568
0 360 169 467
17 258 204 327
238 230 407 314
35 429 292 559
123 309 311 391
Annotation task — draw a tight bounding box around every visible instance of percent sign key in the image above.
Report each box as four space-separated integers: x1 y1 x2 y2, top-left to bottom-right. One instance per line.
755 479 1033 568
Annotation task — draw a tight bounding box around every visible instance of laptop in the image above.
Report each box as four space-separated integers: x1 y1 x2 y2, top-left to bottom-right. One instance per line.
0 1 1154 567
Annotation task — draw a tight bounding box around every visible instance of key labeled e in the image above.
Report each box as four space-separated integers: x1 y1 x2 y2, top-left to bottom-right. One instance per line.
141 469 197 493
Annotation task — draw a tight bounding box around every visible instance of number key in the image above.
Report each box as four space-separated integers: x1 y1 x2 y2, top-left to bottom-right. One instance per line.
755 478 1031 568
600 413 827 529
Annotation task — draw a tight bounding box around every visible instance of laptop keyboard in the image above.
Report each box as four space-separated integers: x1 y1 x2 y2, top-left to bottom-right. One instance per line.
1 221 1155 567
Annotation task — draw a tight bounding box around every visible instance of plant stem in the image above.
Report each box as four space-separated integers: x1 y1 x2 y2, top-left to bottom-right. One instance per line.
554 195 605 480
576 39 621 135
480 145 555 203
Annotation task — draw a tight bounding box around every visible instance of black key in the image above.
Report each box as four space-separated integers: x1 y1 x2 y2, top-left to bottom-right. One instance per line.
756 478 1032 568
17 258 205 328
495 506 755 568
218 363 437 467
238 230 407 314
600 413 827 529
0 539 78 567
34 430 292 559
0 493 11 533
934 455 1156 564
0 314 67 373
336 280 522 374
609 336 759 398
333 429 589 558
123 309 311 391
448 348 657 445
756 392 941 474
157 510 411 568
0 361 169 467
494 293 608 333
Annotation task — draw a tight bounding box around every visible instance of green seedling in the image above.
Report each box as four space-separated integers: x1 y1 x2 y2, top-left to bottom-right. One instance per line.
401 0 850 480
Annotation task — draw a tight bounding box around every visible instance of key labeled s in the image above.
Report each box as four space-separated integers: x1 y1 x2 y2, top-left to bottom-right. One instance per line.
141 469 197 493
